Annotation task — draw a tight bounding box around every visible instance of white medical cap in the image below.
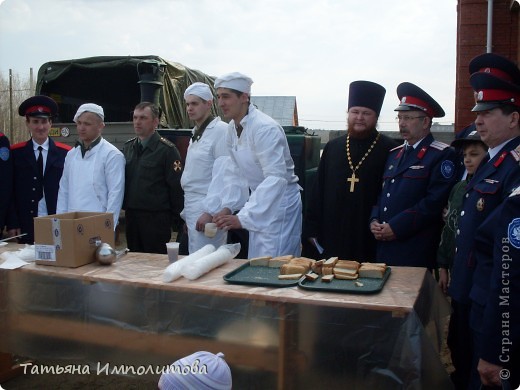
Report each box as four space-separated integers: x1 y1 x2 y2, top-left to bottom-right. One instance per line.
214 72 253 94
73 103 104 122
184 82 214 101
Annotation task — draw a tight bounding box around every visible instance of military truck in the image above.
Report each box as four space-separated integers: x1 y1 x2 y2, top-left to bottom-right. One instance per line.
35 55 320 221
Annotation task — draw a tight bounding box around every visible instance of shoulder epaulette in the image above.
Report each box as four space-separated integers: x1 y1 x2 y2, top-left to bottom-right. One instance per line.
430 140 449 151
160 137 175 147
390 144 405 152
10 141 29 150
510 145 520 162
55 141 72 151
124 137 137 144
510 186 520 197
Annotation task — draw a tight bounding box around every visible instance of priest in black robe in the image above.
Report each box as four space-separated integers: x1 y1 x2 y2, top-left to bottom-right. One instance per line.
303 80 398 262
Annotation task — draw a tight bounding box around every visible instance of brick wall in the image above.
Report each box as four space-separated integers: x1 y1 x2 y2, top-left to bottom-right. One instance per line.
456 0 519 134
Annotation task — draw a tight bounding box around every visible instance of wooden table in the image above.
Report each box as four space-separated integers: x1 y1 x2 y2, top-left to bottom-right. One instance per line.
0 244 452 389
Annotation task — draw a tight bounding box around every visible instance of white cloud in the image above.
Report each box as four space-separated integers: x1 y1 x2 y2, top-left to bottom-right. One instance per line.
0 0 457 130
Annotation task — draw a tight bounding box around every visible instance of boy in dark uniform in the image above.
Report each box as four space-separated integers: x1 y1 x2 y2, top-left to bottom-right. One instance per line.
6 95 71 243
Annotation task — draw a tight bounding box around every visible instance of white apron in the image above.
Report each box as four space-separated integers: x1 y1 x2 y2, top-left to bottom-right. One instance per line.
66 150 104 213
231 145 302 258
182 194 227 254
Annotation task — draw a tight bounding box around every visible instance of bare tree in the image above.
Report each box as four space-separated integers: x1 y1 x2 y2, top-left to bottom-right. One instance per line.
0 70 33 144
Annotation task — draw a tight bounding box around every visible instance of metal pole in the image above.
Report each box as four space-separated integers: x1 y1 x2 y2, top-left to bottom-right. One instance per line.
8 69 13 140
30 67 34 93
487 0 493 53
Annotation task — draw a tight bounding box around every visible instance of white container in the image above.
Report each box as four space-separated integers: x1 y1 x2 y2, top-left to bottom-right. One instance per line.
204 223 218 238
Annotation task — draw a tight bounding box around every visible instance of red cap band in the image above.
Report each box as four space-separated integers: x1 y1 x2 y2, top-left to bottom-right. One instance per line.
476 89 520 107
478 67 513 83
25 105 52 116
400 96 434 117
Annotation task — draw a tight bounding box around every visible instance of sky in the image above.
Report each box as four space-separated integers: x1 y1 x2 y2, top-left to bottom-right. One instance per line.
0 0 457 131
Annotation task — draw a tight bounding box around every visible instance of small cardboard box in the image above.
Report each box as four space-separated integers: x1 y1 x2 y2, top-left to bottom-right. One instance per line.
34 212 114 268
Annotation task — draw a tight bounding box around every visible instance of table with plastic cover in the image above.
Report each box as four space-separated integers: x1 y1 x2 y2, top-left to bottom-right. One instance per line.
0 244 453 389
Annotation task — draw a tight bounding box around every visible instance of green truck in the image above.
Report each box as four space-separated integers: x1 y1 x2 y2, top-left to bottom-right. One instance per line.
36 55 320 214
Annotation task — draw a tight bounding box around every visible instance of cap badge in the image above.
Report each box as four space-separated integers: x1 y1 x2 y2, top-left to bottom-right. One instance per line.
469 130 477 137
477 91 484 101
484 67 491 73
401 97 407 103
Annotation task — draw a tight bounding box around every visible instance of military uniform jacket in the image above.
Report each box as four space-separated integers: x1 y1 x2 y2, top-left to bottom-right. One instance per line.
122 131 184 227
370 133 457 268
0 133 13 229
7 138 70 243
470 185 520 367
449 137 520 303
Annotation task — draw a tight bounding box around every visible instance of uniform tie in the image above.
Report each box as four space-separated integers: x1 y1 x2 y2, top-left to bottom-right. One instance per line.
398 145 412 167
37 146 44 179
37 146 44 200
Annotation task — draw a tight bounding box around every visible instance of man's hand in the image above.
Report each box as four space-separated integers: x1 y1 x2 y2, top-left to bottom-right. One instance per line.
195 213 213 231
7 228 21 238
477 359 502 387
214 214 242 231
438 268 449 294
370 221 396 241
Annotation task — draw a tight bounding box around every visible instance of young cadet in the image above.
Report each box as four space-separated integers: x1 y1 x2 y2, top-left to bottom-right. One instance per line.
7 96 71 243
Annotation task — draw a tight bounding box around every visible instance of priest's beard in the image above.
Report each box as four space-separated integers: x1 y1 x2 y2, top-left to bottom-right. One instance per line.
347 125 378 140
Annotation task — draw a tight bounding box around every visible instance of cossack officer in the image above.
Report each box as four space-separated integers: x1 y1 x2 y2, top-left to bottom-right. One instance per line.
370 82 457 268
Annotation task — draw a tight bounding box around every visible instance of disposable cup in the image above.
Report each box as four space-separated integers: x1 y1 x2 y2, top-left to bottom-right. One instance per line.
204 223 218 238
166 242 180 263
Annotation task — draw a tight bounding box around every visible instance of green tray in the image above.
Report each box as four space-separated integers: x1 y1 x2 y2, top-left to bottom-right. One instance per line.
298 267 391 294
223 262 304 287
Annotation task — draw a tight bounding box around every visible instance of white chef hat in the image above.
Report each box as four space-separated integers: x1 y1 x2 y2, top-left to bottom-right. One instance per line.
158 351 232 390
73 103 104 122
214 72 253 94
184 82 214 101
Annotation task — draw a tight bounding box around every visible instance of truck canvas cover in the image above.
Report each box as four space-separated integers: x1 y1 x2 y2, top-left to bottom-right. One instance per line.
36 55 218 128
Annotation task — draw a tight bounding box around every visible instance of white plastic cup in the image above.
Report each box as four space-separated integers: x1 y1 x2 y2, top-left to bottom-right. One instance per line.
166 242 180 263
204 223 218 238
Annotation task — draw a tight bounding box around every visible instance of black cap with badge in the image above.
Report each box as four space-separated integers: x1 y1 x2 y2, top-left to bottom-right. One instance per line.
470 72 520 112
18 95 58 118
394 82 445 118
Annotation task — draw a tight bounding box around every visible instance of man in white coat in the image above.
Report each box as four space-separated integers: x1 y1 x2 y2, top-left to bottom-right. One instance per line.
182 82 229 253
57 103 125 229
210 72 302 258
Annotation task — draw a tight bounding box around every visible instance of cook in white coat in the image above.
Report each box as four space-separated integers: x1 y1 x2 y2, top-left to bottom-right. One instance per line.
181 82 230 253
57 103 125 229
210 72 302 258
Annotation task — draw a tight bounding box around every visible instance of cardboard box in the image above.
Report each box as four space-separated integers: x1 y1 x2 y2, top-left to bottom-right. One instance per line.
34 212 115 268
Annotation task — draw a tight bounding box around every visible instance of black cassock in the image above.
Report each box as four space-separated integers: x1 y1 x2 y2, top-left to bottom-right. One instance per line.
304 129 398 262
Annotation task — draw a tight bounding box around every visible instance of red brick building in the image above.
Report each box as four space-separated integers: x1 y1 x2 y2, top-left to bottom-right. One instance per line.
456 0 519 133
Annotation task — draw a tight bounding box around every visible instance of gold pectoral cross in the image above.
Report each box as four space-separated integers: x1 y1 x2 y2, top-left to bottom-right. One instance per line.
347 172 359 192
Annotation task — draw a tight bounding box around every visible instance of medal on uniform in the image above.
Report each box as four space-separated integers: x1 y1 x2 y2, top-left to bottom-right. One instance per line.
476 198 485 211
